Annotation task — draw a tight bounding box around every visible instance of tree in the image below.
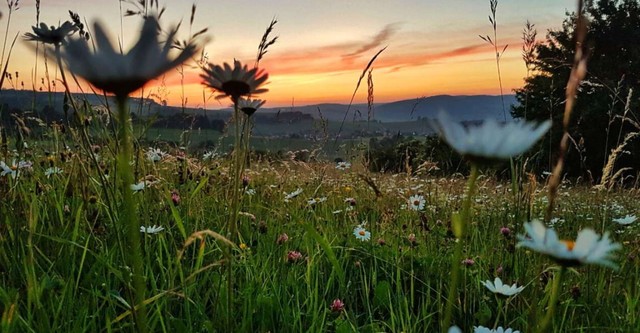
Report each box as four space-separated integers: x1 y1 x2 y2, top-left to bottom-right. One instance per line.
512 0 640 182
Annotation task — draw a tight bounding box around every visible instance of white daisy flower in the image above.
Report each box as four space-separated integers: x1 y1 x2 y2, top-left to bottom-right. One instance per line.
517 220 621 268
237 97 266 116
201 60 268 102
307 197 327 206
130 181 146 192
335 161 351 170
408 194 426 211
481 277 525 297
140 225 164 234
24 21 77 45
44 167 63 178
284 188 303 202
146 148 165 162
245 188 256 196
613 214 636 225
62 16 198 98
435 112 551 161
474 326 520 333
353 225 371 242
448 327 462 333
202 151 218 161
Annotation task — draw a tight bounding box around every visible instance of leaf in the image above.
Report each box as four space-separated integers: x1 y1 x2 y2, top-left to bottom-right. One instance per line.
452 212 463 238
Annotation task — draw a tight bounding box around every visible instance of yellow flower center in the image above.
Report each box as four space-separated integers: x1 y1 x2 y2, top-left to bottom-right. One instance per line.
10 165 17 171
359 230 366 236
413 200 420 206
561 240 575 251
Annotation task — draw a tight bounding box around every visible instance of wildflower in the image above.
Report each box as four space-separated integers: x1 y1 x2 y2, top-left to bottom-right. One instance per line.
330 298 345 313
276 233 289 245
481 277 524 297
130 181 146 192
335 161 351 170
0 160 31 178
517 220 621 268
287 250 304 263
201 60 268 103
242 175 250 188
202 151 217 161
239 243 249 250
140 225 164 234
44 167 63 178
408 233 417 245
284 188 303 202
448 327 462 333
237 97 266 116
435 112 551 162
613 214 636 225
500 227 511 237
146 148 165 162
377 238 386 246
171 190 180 205
353 225 371 241
62 16 198 98
344 197 357 206
462 258 475 266
408 194 425 211
307 197 327 206
474 326 520 333
24 21 77 45
245 188 256 196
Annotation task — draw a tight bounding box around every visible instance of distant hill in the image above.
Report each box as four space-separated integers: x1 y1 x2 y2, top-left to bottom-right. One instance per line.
0 89 517 123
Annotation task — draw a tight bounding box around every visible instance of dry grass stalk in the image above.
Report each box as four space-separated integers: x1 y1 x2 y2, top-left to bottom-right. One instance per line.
597 131 639 189
545 0 588 222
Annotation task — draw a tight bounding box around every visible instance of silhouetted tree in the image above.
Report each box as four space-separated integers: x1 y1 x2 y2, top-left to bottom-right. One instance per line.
512 0 640 181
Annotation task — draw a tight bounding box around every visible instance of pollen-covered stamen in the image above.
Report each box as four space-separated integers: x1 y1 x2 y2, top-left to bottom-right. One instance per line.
561 240 576 251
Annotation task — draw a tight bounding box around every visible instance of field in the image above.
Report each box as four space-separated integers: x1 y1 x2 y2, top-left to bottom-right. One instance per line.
2 0 640 332
1 145 639 332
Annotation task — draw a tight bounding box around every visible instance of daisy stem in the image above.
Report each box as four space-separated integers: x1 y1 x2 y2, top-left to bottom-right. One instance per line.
442 163 479 332
538 266 565 333
226 100 243 328
116 95 147 333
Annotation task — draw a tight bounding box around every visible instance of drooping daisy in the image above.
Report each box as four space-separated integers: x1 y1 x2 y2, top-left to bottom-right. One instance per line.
62 16 198 98
335 161 351 170
140 225 164 234
201 60 268 103
613 214 636 225
481 277 525 297
202 151 217 161
24 21 77 45
408 194 426 211
353 225 371 241
517 220 621 268
435 112 551 162
237 97 266 116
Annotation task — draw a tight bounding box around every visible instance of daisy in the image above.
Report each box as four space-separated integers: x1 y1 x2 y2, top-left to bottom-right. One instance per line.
202 151 217 161
335 161 351 170
613 214 636 225
481 277 525 297
201 60 268 103
435 112 551 162
140 225 164 234
62 16 198 98
307 197 327 206
146 148 165 162
44 167 63 178
284 188 303 202
408 194 426 211
517 220 621 268
237 97 266 116
474 326 520 333
24 21 77 45
353 225 371 241
130 181 146 192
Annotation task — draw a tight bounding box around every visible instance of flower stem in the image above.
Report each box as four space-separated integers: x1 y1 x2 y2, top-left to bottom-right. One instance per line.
442 163 479 332
538 266 565 333
116 95 147 333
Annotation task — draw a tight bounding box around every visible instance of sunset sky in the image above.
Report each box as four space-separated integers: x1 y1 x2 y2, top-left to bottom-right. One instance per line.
3 0 577 108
